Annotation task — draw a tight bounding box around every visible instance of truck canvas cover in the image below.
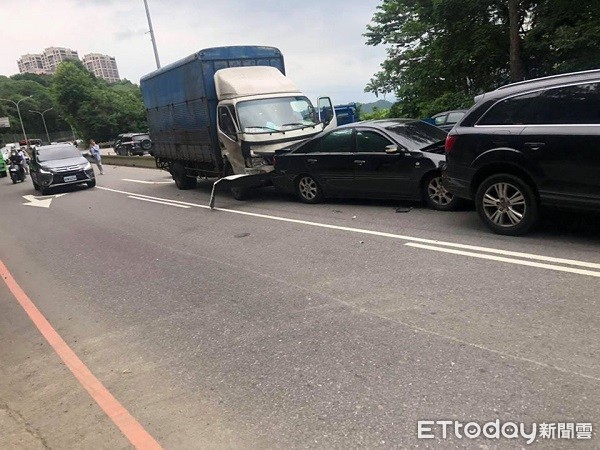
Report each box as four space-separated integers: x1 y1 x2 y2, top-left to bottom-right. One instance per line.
215 66 299 100
139 46 285 171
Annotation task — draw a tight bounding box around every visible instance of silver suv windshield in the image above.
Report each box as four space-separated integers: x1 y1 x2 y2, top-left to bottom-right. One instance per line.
237 96 317 133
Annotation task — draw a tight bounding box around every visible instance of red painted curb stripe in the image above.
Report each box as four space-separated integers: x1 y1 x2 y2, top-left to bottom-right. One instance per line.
0 260 162 450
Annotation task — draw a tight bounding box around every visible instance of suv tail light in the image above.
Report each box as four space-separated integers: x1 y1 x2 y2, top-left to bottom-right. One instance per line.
444 135 457 153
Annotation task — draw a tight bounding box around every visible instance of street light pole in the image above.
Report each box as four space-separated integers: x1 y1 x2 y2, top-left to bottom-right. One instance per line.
29 107 53 144
143 0 161 69
1 95 33 148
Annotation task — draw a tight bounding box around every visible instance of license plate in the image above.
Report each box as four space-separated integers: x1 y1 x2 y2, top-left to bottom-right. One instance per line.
64 175 77 182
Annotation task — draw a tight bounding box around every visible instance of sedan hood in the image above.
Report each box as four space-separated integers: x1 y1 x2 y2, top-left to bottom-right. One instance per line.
40 156 88 170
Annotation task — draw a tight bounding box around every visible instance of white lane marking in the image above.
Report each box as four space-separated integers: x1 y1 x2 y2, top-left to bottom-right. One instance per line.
127 195 190 209
22 193 67 208
96 186 600 273
405 243 600 278
122 178 173 184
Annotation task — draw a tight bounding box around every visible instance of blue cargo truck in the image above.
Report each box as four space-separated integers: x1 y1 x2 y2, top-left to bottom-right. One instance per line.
140 46 336 195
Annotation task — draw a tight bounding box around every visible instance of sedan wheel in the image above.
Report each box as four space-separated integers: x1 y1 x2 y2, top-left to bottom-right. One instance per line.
476 174 538 235
296 175 322 204
424 173 459 211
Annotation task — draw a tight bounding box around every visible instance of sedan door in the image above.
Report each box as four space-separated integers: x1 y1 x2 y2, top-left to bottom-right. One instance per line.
297 128 357 195
352 129 416 198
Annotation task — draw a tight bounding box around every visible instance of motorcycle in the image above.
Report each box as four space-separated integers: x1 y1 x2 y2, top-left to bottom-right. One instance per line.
9 162 26 184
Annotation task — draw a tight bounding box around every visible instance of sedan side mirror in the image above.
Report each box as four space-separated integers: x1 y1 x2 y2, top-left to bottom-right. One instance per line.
385 145 398 154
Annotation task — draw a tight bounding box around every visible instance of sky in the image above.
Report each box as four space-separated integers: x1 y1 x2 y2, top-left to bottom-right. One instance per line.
1 0 392 105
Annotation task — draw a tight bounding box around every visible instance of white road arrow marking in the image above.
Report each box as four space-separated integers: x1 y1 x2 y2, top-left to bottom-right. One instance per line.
22 193 67 208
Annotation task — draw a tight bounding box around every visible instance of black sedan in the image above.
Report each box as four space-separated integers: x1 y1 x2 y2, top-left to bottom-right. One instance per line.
30 144 96 195
271 119 459 210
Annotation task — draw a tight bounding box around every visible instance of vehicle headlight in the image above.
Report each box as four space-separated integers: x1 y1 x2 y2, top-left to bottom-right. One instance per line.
83 162 92 170
39 167 52 174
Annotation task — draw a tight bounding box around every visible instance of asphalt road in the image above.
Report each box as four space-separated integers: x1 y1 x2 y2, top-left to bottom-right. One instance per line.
0 165 599 449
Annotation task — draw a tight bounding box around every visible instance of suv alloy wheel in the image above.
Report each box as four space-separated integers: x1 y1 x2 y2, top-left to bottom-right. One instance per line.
475 174 539 236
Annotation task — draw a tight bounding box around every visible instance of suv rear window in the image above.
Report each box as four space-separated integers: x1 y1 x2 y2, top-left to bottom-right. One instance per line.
478 92 541 125
536 82 600 124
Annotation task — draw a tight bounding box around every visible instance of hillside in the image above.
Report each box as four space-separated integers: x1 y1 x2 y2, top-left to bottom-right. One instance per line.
359 99 393 114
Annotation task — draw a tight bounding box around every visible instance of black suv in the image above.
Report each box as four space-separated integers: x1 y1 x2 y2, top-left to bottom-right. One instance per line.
444 70 600 235
113 133 152 156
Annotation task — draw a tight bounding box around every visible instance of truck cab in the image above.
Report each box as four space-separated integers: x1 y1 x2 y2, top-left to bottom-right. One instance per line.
215 66 335 176
140 46 336 192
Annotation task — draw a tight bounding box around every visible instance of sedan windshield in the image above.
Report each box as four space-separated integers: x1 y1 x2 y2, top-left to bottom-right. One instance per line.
37 146 81 162
237 96 317 133
385 121 448 151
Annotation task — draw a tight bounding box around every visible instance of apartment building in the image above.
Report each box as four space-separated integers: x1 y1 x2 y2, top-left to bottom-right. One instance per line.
82 53 121 83
41 47 79 73
17 54 47 74
17 47 121 83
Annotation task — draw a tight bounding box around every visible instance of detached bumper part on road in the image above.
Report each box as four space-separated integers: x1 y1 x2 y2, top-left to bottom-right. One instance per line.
209 172 273 208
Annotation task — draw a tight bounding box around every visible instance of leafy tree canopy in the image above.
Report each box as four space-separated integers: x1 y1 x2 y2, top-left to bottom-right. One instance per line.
365 0 600 118
1 61 147 146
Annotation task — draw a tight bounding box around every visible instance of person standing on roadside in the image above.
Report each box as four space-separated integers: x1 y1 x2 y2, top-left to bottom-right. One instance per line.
89 139 104 175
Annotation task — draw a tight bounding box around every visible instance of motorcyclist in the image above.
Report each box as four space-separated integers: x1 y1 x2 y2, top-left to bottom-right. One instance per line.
9 150 25 178
9 149 20 165
18 148 29 175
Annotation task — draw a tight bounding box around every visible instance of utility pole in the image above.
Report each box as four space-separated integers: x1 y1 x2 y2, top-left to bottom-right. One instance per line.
1 95 33 148
29 107 53 144
143 0 161 69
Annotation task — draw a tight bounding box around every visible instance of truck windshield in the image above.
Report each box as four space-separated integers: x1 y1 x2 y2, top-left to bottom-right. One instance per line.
237 96 317 133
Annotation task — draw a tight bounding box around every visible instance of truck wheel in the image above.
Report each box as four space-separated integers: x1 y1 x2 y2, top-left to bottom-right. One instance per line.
475 173 538 236
171 162 197 190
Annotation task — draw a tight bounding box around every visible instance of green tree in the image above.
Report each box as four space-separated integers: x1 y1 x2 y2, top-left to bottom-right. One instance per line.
51 61 147 143
524 0 600 76
0 76 53 141
365 0 511 117
360 106 391 121
365 0 600 118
